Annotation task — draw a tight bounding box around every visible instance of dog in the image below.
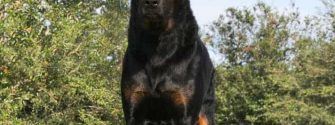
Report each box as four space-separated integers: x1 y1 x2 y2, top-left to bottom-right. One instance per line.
121 0 215 124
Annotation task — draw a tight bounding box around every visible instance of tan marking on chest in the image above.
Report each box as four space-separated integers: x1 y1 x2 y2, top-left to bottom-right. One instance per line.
161 83 194 106
124 84 148 104
165 18 175 32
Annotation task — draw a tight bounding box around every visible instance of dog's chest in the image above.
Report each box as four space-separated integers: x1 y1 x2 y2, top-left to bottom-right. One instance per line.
129 64 196 105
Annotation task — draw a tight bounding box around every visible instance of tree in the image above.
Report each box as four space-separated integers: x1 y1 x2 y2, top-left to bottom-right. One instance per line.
0 0 128 124
207 2 335 124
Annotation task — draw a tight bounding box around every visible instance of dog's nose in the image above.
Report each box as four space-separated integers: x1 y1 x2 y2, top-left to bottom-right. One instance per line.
144 0 159 7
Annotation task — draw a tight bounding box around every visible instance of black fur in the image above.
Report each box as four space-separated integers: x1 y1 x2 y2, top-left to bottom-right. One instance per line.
121 0 215 124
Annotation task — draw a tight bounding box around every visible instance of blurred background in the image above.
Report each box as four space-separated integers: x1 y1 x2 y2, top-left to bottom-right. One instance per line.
1 0 334 124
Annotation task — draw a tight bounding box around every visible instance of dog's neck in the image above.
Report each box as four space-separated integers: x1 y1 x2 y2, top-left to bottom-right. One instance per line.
128 28 178 66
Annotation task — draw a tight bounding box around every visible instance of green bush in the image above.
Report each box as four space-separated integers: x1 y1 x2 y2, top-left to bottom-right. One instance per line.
1 0 128 124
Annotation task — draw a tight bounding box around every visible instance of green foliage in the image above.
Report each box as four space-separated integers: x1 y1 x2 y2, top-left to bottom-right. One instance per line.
207 1 335 125
1 0 128 124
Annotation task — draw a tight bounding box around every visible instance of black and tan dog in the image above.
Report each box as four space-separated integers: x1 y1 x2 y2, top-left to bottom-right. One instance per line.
121 0 215 124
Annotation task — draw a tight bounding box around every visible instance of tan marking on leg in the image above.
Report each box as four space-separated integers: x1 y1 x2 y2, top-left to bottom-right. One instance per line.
197 112 208 125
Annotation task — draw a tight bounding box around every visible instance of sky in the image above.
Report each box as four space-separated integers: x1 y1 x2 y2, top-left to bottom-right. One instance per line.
191 0 325 26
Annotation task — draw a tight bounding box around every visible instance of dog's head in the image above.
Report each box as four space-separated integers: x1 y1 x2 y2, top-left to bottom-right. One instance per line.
131 0 188 31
